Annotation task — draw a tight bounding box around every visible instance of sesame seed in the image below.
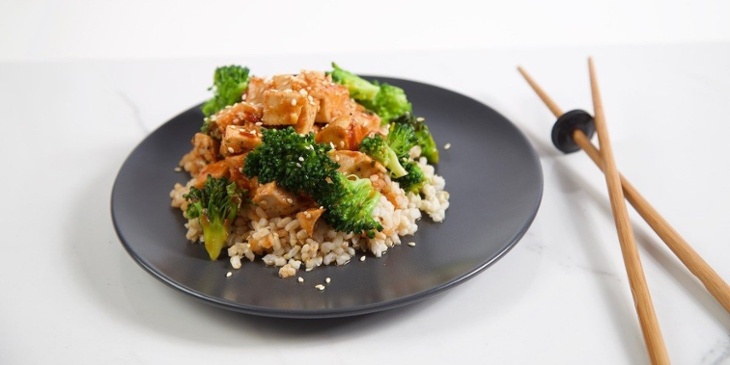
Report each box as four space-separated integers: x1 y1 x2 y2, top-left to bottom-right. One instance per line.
360 255 366 262
296 162 301 168
298 277 304 283
286 198 293 204
227 147 234 153
444 143 451 150
174 167 181 172
299 89 308 95
298 156 304 162
291 98 297 106
325 277 331 284
315 284 325 291
304 212 311 218
416 117 425 122
407 241 416 247
255 121 263 126
226 272 232 277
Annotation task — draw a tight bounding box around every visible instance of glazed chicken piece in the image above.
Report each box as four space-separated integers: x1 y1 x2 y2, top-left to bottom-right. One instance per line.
220 124 262 156
252 182 305 217
179 133 220 176
261 88 317 134
208 102 262 138
316 110 382 150
245 76 266 105
300 70 351 123
296 207 325 237
329 150 385 178
192 160 230 188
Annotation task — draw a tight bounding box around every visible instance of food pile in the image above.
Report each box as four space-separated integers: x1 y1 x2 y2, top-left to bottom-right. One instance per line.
170 63 449 278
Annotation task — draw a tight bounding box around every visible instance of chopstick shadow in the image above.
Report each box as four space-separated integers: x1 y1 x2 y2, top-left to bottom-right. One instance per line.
523 125 730 330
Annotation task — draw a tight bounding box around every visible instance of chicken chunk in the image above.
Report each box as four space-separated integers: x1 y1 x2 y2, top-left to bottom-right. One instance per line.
300 70 352 123
315 110 381 150
192 160 230 188
252 182 304 217
261 89 317 133
208 102 262 138
224 153 254 191
315 115 352 150
179 133 220 176
245 76 266 105
296 207 325 237
329 150 385 178
220 124 262 156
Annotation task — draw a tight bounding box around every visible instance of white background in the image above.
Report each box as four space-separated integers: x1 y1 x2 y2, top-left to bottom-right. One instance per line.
2 1 730 364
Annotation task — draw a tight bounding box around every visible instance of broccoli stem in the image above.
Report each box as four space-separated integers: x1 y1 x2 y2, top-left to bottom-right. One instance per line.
200 215 229 261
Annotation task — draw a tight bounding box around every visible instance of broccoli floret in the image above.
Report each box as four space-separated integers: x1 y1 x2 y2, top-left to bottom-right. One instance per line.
386 122 418 158
392 113 439 164
184 176 244 261
201 65 251 119
244 127 338 198
322 174 383 238
329 63 412 123
330 63 380 101
244 127 383 237
359 134 408 178
360 83 412 122
394 161 427 194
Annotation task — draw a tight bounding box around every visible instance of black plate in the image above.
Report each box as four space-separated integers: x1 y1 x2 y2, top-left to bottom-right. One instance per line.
111 76 543 318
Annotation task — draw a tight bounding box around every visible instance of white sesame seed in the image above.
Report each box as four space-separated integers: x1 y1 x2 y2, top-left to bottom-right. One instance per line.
226 271 232 277
416 117 425 122
296 162 302 168
407 241 416 247
315 284 325 291
174 167 181 172
298 156 304 162
291 98 297 106
227 147 234 153
360 255 366 262
298 277 304 283
286 198 293 204
255 121 263 126
304 212 311 218
444 143 451 150
299 89 308 95
325 277 331 284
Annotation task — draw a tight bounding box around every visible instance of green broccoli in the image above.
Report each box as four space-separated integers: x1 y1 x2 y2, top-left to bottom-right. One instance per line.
359 134 408 178
329 63 412 123
201 65 251 118
329 63 380 101
321 174 383 238
386 121 418 158
244 127 383 237
394 161 427 194
392 113 439 164
184 175 244 261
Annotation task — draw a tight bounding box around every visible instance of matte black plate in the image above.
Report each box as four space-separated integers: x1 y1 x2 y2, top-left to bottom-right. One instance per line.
111 77 543 318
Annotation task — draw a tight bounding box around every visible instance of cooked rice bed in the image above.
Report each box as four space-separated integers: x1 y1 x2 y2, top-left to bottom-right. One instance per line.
170 157 449 278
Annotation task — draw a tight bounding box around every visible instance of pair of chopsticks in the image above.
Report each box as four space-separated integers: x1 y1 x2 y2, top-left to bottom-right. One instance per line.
518 58 730 365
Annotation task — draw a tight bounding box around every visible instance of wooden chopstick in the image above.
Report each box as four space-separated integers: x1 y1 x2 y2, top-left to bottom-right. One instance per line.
517 65 730 315
588 57 670 364
572 130 730 314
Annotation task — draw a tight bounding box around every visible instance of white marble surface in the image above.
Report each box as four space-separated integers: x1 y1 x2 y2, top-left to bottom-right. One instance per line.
2 2 730 364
